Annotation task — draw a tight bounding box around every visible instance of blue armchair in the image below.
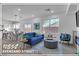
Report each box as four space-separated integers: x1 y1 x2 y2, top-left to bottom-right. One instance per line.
75 36 79 46
60 33 71 44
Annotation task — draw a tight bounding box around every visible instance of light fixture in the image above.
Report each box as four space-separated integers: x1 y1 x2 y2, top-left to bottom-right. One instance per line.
32 14 35 17
45 8 54 13
17 8 21 11
50 10 54 13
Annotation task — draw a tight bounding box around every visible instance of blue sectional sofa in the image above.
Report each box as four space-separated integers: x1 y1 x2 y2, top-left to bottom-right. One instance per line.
23 32 44 46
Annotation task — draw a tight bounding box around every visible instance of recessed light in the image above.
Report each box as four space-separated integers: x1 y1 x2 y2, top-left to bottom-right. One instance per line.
17 8 21 11
32 14 35 17
51 10 54 13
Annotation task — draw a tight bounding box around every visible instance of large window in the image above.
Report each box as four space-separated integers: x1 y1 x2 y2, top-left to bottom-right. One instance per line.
13 23 20 29
24 24 32 33
43 18 59 27
42 18 59 38
5 24 11 31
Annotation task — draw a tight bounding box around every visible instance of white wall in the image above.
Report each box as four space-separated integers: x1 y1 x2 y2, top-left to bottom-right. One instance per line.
20 19 33 32
0 4 2 54
77 4 79 31
3 20 14 31
0 4 2 38
59 13 76 44
20 18 43 34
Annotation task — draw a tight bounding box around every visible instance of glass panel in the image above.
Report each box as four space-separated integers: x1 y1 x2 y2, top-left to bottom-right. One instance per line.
13 23 20 29
28 24 31 28
43 18 59 27
24 24 32 33
25 24 28 28
42 18 59 38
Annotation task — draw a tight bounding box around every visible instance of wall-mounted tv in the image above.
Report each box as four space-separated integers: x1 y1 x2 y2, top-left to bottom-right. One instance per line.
76 10 79 27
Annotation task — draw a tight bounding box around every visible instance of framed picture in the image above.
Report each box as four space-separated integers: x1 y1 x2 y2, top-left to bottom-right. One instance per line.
34 23 40 30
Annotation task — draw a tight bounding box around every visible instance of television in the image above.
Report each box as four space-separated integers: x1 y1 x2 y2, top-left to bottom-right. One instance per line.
76 10 79 27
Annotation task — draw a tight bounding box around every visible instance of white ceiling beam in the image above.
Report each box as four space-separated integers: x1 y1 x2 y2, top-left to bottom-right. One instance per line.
65 3 71 15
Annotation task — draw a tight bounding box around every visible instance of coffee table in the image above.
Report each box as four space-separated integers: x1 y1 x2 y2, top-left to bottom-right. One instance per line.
44 39 58 49
19 38 28 49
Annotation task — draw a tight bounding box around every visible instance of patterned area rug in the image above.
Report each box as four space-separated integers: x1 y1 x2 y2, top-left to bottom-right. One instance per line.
2 39 32 50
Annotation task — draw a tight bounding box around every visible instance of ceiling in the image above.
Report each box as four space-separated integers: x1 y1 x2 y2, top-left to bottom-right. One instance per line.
2 3 77 22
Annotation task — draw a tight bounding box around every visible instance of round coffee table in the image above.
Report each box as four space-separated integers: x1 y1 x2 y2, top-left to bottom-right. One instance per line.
44 39 58 49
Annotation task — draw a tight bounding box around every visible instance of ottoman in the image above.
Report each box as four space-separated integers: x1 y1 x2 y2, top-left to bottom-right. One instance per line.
44 39 58 49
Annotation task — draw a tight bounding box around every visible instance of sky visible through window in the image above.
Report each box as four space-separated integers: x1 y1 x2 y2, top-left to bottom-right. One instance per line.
43 18 59 27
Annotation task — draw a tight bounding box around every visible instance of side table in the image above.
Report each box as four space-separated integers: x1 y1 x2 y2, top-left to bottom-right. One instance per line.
19 38 28 49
